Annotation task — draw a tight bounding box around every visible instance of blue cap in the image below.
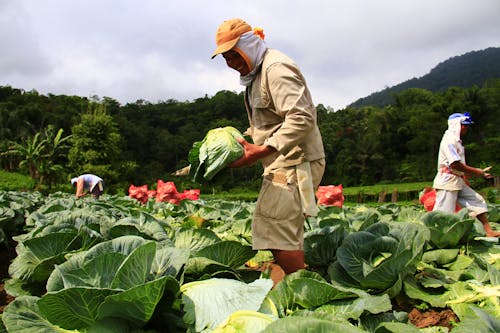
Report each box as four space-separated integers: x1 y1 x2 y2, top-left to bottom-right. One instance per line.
448 112 474 125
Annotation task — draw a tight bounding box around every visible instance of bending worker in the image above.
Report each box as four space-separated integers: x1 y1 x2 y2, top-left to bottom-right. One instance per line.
71 174 104 199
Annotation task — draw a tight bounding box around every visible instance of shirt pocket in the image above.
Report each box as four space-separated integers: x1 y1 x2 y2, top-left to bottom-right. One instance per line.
250 95 283 129
256 177 300 220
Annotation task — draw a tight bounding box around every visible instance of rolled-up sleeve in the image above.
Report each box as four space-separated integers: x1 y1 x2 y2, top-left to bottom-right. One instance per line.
444 143 461 166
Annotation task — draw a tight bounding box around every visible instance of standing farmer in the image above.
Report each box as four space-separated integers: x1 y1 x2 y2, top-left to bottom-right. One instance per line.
211 18 326 280
432 112 499 237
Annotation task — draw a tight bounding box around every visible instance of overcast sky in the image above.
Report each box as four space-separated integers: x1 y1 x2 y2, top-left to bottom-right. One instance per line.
2 0 499 110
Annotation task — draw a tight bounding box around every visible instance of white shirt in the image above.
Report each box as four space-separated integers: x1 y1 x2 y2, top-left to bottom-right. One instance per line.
432 118 467 190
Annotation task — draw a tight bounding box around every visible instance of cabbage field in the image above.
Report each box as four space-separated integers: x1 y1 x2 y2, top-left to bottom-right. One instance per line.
0 190 499 333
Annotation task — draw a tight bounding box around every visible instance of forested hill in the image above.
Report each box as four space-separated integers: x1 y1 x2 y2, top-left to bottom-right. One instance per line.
349 47 500 108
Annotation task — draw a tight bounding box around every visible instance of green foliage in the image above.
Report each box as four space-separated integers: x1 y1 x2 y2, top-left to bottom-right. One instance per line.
0 170 35 191
487 189 498 204
2 126 71 188
68 103 122 183
37 126 72 187
2 52 500 192
4 131 46 180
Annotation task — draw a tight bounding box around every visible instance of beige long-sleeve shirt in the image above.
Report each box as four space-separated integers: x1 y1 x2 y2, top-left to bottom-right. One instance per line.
244 49 325 175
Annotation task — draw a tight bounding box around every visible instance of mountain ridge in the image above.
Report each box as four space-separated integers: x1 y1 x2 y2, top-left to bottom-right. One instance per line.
349 46 500 108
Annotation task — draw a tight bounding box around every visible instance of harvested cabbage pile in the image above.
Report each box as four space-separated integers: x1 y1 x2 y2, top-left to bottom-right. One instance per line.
188 126 244 182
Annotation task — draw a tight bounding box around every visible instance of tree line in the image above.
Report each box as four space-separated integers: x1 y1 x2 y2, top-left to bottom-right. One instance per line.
1 79 499 194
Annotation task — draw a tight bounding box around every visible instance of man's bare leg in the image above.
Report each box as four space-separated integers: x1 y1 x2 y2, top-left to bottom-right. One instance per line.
478 213 500 237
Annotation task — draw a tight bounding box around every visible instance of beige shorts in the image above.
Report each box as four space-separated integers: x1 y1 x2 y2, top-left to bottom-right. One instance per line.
252 159 325 251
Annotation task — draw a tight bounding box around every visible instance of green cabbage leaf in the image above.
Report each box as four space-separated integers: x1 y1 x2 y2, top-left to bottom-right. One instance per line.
188 126 244 182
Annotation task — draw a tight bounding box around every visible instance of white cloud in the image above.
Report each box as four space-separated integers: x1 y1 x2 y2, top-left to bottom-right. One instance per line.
1 0 499 110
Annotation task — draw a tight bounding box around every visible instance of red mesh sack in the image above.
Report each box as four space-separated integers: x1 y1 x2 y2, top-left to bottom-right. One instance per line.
419 187 460 212
316 185 344 207
419 188 436 212
128 184 149 204
178 189 200 201
156 180 180 204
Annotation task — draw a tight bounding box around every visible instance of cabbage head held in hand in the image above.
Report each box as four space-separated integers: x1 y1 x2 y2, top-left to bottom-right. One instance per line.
188 126 244 182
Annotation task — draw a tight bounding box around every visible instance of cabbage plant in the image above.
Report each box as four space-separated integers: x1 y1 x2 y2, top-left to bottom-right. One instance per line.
328 222 430 297
421 210 476 248
2 235 185 332
188 126 244 182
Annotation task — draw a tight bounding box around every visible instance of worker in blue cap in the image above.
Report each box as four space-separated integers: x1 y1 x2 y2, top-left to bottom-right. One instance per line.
432 112 499 237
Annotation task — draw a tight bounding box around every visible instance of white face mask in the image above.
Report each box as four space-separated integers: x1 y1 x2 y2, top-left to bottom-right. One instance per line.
446 116 467 141
233 31 267 86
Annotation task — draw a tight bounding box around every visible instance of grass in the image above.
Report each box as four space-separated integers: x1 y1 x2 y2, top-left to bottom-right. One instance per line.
0 170 35 191
204 181 499 205
201 181 435 204
342 181 432 196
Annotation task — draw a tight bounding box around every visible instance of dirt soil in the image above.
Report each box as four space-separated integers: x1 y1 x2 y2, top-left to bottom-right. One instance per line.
395 294 460 331
408 308 459 330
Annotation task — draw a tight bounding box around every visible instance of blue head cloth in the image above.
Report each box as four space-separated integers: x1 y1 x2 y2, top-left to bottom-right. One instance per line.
448 112 474 125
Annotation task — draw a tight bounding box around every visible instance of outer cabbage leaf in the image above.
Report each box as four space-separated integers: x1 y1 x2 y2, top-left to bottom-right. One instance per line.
310 289 392 321
46 236 153 291
174 227 221 253
2 295 80 333
422 248 459 265
38 287 119 329
150 243 190 279
287 272 356 308
265 270 391 321
109 212 171 241
8 232 79 283
184 241 256 279
193 240 256 268
97 277 170 325
359 311 409 332
451 305 500 333
188 126 244 182
261 273 297 318
373 321 421 332
180 278 273 332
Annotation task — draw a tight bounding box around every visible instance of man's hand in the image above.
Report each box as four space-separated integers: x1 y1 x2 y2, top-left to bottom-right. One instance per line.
482 166 493 179
229 138 276 168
